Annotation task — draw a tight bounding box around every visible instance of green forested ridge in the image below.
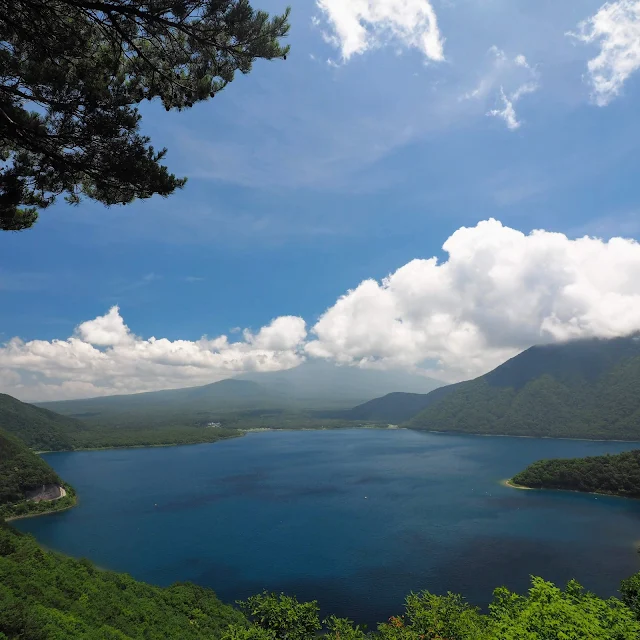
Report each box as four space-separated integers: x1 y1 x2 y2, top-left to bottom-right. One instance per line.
407 335 640 440
0 394 86 451
1 523 640 639
512 449 640 497
0 390 360 453
0 524 245 638
1 392 242 451
0 428 76 520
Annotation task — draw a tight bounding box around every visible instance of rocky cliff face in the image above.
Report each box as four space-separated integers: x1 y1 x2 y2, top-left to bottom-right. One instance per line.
25 484 65 502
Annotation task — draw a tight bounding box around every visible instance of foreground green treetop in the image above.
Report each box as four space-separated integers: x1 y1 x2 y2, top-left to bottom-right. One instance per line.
226 580 640 640
0 0 290 231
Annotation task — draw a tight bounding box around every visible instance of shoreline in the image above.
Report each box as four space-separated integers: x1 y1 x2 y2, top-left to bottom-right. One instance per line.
33 426 640 455
500 478 640 501
422 429 640 444
35 433 244 454
500 478 535 491
4 489 78 523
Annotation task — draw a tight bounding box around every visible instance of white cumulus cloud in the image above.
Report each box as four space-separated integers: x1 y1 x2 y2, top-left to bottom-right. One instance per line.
305 219 640 381
0 309 307 401
570 0 640 105
4 222 640 402
463 47 540 131
315 0 445 62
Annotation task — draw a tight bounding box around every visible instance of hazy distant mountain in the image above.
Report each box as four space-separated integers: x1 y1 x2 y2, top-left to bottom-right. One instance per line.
406 335 640 440
329 384 464 423
38 379 279 418
37 361 443 419
236 360 442 408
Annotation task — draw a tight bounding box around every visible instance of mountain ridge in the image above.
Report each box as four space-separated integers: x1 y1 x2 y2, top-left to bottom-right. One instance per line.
407 335 640 440
0 393 86 451
331 335 640 441
37 361 443 417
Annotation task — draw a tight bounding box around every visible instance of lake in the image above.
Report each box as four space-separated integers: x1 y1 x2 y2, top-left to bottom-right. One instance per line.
16 429 640 626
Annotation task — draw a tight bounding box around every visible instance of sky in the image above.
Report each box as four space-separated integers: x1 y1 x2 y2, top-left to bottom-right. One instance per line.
3 0 640 401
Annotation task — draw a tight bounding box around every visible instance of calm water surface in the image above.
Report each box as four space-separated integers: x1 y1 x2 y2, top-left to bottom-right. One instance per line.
17 429 640 625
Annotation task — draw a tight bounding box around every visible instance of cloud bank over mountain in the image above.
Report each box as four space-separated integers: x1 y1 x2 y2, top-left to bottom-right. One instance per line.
3 220 640 401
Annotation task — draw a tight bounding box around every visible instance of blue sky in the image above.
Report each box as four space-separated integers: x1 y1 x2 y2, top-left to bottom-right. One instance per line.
3 0 640 400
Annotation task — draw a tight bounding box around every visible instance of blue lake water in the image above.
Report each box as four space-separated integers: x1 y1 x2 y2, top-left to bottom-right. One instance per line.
16 429 640 626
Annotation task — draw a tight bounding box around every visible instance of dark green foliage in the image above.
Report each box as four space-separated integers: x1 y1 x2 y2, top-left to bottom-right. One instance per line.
0 430 60 504
0 524 245 638
69 425 242 450
323 616 367 640
239 592 321 640
0 0 290 230
620 573 640 620
378 591 487 640
232 577 640 640
512 450 640 497
0 393 85 451
408 335 640 440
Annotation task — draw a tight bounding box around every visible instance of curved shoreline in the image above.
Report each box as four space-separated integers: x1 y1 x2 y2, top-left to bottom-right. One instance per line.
500 478 535 490
3 486 77 523
500 478 640 501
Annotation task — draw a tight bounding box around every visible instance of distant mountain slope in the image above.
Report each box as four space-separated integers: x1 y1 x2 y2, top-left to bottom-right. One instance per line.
39 378 277 417
237 361 442 408
0 393 85 451
0 429 62 505
38 362 443 419
407 335 640 440
324 384 463 423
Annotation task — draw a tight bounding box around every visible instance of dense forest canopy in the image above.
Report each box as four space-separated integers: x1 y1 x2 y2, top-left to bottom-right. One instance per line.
0 523 245 638
512 449 640 498
1 524 640 639
0 0 290 230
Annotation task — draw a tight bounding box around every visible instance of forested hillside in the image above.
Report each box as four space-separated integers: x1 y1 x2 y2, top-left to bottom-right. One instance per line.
512 450 640 498
0 524 244 638
0 393 85 451
407 335 640 440
0 430 61 505
0 429 76 520
0 391 247 451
